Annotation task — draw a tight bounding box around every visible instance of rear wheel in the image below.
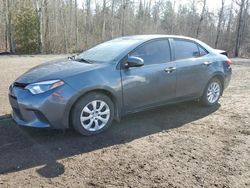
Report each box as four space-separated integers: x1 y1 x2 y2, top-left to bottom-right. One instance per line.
200 78 222 106
71 92 114 136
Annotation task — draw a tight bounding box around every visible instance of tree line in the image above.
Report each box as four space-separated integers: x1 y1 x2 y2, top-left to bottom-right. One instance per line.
0 0 249 57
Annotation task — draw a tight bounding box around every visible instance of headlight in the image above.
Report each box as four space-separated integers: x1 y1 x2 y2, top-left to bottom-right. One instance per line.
25 80 64 94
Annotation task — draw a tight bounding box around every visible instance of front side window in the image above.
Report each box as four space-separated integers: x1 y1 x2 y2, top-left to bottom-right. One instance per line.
130 39 171 65
174 39 200 60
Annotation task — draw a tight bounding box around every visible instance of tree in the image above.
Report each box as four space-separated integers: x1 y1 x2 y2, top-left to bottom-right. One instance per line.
75 0 78 51
0 0 250 57
235 0 250 57
13 7 39 53
34 0 44 53
196 0 207 38
4 0 15 53
101 0 106 40
120 0 126 36
85 0 91 48
44 0 49 53
161 1 175 34
215 0 225 48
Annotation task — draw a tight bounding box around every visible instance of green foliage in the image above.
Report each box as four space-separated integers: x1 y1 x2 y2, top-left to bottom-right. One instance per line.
13 8 39 54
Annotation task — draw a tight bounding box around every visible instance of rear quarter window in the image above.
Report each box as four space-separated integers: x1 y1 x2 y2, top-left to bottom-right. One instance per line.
198 45 209 57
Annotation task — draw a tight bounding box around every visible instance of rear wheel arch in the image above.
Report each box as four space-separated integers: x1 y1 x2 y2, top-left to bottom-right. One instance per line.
211 74 225 93
200 77 223 106
200 74 224 98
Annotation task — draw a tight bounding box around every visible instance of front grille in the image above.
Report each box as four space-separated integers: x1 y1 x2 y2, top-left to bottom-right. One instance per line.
13 82 28 88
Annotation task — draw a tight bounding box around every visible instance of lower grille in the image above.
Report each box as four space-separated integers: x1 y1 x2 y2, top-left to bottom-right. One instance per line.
12 107 24 121
9 94 17 100
34 111 49 124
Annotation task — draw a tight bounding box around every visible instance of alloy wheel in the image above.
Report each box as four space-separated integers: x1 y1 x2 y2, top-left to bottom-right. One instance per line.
80 100 110 131
207 82 221 104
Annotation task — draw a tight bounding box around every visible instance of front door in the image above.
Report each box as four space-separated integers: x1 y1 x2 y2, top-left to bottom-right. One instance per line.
121 39 177 112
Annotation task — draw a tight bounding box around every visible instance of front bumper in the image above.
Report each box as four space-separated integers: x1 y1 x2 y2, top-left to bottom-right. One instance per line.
8 82 76 129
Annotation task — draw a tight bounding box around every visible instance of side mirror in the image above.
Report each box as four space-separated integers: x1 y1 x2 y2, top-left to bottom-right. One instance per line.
125 56 144 68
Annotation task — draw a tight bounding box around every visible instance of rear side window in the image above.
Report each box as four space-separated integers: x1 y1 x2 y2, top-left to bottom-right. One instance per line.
174 39 200 60
198 45 208 57
130 40 171 65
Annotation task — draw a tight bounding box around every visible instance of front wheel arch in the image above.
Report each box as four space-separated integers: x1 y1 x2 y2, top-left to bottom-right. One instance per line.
70 92 115 135
68 89 120 129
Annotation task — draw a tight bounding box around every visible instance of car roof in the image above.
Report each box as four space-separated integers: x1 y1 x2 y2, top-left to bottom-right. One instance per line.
116 35 197 42
102 35 216 61
115 35 214 53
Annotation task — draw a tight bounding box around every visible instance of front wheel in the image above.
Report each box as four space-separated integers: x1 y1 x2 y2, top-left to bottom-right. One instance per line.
71 92 114 136
200 78 222 106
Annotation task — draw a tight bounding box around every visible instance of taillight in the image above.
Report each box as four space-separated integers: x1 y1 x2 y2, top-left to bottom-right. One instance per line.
226 59 232 65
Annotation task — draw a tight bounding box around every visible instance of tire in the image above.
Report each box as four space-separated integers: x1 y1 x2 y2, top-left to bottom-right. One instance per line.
200 78 222 106
71 92 114 136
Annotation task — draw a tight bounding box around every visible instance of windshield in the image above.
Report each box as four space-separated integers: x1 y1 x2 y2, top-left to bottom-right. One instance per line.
74 38 141 63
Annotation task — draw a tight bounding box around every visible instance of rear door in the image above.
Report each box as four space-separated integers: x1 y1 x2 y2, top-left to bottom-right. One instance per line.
171 38 210 98
121 39 177 112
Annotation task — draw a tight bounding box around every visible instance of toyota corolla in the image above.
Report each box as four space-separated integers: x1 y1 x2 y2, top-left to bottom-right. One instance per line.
8 35 232 135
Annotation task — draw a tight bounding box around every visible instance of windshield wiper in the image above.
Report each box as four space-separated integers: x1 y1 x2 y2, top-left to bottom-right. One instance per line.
73 58 93 64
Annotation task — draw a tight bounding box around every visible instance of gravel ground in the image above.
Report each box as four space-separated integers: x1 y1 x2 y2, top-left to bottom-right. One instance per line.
0 56 249 187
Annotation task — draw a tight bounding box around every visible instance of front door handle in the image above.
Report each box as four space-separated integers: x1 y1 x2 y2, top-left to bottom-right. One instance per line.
164 67 176 73
204 61 213 65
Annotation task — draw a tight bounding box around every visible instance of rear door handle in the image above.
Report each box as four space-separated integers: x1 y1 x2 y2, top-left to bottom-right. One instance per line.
204 61 213 65
164 67 176 73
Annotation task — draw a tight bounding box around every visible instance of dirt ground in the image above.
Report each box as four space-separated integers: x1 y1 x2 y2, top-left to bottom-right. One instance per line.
0 56 249 188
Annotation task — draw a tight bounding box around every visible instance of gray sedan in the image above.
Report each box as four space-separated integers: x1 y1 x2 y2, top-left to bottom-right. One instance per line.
9 35 232 135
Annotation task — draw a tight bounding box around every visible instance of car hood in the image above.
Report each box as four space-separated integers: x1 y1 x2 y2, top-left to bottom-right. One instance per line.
15 59 105 84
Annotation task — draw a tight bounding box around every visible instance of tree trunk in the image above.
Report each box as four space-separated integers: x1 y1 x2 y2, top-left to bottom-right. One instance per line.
215 0 225 48
121 0 126 36
85 0 91 48
5 0 15 53
69 0 73 51
44 0 49 53
196 0 206 38
111 0 115 38
101 0 106 41
235 0 246 57
61 3 68 53
3 0 8 51
190 0 197 37
75 0 78 51
241 0 249 45
34 0 43 53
